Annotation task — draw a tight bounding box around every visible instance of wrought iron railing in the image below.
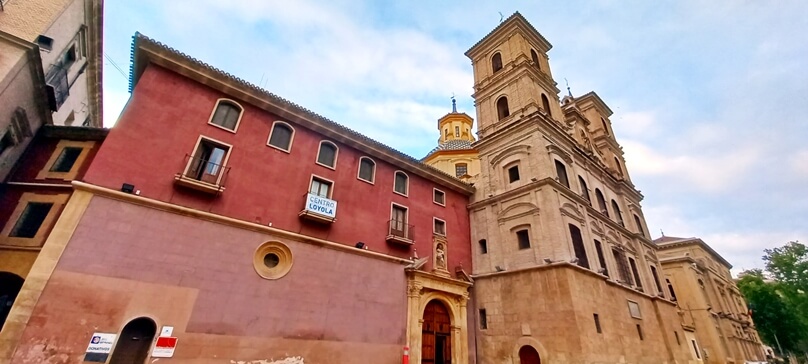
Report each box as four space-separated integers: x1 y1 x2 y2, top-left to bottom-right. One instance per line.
180 153 230 186
388 219 414 241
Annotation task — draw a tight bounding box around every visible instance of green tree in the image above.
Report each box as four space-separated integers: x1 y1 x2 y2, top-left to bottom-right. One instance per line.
737 270 807 354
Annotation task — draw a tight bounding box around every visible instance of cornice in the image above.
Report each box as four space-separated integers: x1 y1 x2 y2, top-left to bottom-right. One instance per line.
465 12 552 59
656 239 733 269
129 33 474 196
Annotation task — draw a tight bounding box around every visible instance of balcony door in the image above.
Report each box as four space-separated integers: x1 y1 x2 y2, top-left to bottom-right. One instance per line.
391 205 408 237
309 178 331 198
191 140 227 184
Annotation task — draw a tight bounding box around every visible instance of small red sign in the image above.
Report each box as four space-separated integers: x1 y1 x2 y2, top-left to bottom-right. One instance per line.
151 337 178 358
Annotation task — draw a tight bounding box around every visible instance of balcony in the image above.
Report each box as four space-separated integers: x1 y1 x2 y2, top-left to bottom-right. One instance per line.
298 193 337 224
174 154 230 195
386 219 414 246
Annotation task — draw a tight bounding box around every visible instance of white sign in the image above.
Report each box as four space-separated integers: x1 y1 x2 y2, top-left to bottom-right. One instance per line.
160 326 174 337
84 333 116 363
305 193 337 218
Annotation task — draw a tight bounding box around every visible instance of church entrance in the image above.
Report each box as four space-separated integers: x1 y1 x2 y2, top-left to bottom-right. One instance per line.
109 317 156 364
519 345 541 364
421 300 451 364
0 272 24 331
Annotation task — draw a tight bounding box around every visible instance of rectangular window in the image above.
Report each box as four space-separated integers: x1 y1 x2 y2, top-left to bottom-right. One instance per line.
433 189 445 205
0 132 13 156
594 314 602 334
10 202 54 238
516 229 530 250
49 147 82 172
594 240 608 277
691 340 700 359
675 331 681 345
633 214 645 237
433 218 446 236
555 160 569 188
479 309 487 329
479 239 488 254
455 126 460 137
186 138 230 185
613 249 632 284
389 204 409 239
508 165 520 183
309 177 332 198
637 324 644 340
629 257 643 289
455 163 468 177
650 265 663 295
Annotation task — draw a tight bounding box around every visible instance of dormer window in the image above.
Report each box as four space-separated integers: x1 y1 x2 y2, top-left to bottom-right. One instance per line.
492 52 503 73
497 97 510 120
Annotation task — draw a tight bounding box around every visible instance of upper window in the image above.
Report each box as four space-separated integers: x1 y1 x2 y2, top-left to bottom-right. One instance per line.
568 224 590 269
613 157 623 176
611 200 624 225
454 126 460 137
634 214 645 237
479 239 488 254
578 176 591 204
433 218 446 236
358 157 375 183
455 163 468 177
650 265 663 295
9 202 53 238
496 97 510 120
309 176 333 198
184 137 231 185
667 279 678 301
208 99 242 131
1 193 68 248
50 147 82 172
530 49 540 69
508 165 520 183
594 240 608 277
596 189 609 217
433 189 445 206
492 52 503 72
516 229 530 250
629 257 643 289
316 141 338 169
394 171 408 196
555 160 569 188
541 94 552 117
613 249 632 284
267 121 294 152
601 118 610 135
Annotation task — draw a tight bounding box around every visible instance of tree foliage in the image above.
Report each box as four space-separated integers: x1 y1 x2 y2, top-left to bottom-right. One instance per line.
738 241 808 356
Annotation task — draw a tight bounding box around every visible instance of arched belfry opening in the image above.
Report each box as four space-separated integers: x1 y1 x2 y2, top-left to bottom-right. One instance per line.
421 299 452 364
0 272 24 330
519 345 542 364
109 317 157 364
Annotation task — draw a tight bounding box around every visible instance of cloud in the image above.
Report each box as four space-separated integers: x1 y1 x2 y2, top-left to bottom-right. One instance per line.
790 150 808 180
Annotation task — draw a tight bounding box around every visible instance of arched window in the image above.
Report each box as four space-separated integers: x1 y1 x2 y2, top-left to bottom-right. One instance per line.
601 118 610 135
0 272 24 330
394 171 408 196
454 126 460 137
611 200 623 225
650 265 663 295
541 94 552 117
444 128 448 139
316 141 338 168
629 257 642 289
357 157 375 183
492 52 503 72
568 224 589 269
208 99 242 131
109 317 156 364
614 157 623 176
267 121 294 152
594 240 608 277
519 345 541 364
530 49 540 69
612 249 632 284
496 97 510 120
578 176 591 204
633 214 645 237
595 189 609 217
554 160 569 188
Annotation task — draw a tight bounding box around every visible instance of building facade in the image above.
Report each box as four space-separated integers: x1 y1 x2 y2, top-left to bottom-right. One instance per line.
2 34 477 363
657 236 766 363
0 125 107 363
0 0 103 180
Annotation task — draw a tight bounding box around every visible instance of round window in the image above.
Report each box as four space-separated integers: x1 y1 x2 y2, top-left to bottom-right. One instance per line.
253 241 293 280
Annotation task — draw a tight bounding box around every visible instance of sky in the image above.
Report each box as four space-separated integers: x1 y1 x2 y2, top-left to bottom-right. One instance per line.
102 0 808 275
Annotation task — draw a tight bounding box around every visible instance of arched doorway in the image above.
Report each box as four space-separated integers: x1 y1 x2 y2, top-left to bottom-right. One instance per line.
422 300 452 364
0 272 24 330
109 317 157 364
519 345 541 364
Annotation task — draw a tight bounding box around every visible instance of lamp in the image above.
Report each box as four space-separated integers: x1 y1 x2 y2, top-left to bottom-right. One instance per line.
121 183 135 194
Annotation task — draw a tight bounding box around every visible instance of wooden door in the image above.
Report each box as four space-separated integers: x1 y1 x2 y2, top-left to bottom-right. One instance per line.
519 345 541 364
422 300 451 364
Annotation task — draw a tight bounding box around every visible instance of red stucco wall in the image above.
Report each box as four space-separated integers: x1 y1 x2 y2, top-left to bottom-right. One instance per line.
14 196 407 363
84 65 471 271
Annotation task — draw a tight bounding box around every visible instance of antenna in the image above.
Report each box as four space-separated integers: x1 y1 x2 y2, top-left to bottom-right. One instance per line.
564 78 572 97
660 229 665 237
499 12 504 23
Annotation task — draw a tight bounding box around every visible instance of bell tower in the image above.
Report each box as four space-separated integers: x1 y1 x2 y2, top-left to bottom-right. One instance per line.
465 12 562 139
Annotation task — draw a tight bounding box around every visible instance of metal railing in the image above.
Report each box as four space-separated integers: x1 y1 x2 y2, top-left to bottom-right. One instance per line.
181 153 230 186
388 219 415 241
